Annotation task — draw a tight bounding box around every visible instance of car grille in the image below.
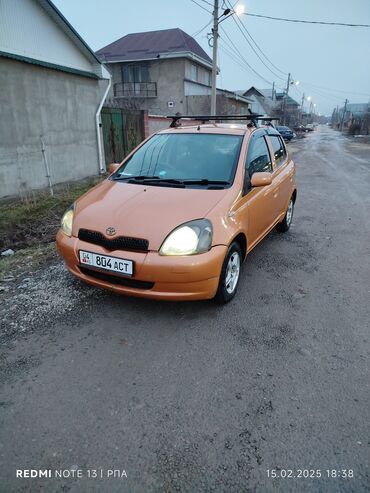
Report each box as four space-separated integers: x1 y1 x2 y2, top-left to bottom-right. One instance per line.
78 228 149 252
79 266 154 290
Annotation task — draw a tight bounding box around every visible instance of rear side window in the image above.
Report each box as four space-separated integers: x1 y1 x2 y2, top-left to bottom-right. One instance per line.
269 135 287 168
246 136 272 175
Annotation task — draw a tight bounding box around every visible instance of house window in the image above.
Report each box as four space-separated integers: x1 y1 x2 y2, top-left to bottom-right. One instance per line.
122 64 150 83
205 71 211 86
190 64 198 82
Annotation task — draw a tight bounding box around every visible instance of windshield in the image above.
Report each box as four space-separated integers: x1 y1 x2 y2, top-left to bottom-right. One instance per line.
113 133 243 188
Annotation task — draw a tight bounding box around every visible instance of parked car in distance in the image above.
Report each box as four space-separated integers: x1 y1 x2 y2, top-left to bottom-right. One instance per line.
294 125 310 133
57 118 297 303
276 125 294 141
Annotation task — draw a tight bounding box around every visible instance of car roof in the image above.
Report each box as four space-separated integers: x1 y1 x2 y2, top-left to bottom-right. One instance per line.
157 123 279 136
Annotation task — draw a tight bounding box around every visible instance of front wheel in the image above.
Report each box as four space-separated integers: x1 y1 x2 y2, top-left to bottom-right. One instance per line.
214 242 242 304
276 197 294 233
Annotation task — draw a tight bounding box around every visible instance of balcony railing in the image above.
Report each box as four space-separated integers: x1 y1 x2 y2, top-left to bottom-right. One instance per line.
114 82 157 98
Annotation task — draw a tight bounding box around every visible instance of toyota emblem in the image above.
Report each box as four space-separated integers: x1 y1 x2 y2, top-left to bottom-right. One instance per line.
106 227 116 236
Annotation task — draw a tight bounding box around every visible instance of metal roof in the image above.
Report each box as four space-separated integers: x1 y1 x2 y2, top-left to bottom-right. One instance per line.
96 28 212 68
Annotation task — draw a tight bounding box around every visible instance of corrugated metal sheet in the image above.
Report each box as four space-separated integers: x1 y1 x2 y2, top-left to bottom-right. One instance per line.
0 0 103 78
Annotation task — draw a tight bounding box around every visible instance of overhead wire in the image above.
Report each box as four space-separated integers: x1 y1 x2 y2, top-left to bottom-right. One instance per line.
243 13 370 28
300 81 370 98
219 29 274 86
192 19 213 37
196 0 214 8
189 0 212 15
225 0 288 77
224 0 287 81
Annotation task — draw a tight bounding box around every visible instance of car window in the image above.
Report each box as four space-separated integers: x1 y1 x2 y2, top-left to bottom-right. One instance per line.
269 135 287 168
114 133 243 186
246 136 272 175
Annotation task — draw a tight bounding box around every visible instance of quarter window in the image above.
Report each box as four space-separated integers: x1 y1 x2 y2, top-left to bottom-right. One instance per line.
246 136 272 175
269 135 287 168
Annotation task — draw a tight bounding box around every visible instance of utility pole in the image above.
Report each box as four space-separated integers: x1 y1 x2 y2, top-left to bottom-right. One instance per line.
301 92 305 124
340 98 348 131
282 72 291 125
210 0 219 115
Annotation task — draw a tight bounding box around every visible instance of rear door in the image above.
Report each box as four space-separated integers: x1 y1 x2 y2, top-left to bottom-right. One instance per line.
267 133 294 217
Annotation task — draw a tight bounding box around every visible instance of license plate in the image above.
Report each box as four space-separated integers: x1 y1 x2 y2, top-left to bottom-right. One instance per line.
79 250 133 276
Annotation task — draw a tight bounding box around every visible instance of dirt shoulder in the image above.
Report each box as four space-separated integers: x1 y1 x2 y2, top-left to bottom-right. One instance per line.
0 177 105 342
0 176 103 252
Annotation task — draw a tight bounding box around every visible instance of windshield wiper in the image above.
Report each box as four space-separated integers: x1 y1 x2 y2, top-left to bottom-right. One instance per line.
113 175 229 188
113 174 160 181
114 175 185 187
182 179 230 186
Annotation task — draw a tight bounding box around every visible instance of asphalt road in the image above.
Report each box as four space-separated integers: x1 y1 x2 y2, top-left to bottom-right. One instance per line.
1 126 369 493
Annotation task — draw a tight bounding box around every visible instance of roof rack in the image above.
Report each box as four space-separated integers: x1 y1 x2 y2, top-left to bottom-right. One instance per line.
166 114 263 128
257 117 280 128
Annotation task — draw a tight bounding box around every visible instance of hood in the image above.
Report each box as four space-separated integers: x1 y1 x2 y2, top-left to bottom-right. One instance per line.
73 179 228 251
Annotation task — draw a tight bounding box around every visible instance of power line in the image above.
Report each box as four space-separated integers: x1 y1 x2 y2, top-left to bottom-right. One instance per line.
219 36 273 86
192 19 213 37
189 0 212 15
301 81 370 98
244 12 370 28
197 0 214 7
224 1 287 82
225 0 288 77
219 43 270 85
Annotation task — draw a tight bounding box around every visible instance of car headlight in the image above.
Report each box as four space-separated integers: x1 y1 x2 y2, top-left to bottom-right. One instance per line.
159 219 213 256
61 204 74 237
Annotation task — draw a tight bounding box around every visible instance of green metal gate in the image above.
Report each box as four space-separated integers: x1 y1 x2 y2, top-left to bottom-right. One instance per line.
101 108 145 165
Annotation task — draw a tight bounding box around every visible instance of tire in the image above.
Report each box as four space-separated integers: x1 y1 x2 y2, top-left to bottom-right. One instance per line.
276 197 294 233
214 242 242 304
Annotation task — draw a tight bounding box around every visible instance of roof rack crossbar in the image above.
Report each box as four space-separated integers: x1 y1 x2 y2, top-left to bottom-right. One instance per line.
167 114 265 128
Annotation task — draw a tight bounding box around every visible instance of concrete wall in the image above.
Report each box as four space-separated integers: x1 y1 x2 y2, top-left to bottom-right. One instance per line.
0 57 107 198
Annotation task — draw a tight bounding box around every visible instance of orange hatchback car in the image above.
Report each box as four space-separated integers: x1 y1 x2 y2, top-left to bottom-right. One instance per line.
57 116 296 303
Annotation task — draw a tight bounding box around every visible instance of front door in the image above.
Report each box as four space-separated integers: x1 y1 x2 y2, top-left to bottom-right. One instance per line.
242 131 278 249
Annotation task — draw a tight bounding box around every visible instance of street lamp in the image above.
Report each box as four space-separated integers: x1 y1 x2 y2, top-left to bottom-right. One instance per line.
210 1 245 115
234 4 245 16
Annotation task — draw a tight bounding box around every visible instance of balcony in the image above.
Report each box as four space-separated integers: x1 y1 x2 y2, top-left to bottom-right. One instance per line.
114 82 157 98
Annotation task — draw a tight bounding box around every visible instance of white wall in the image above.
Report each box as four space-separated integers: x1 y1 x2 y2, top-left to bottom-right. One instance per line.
0 0 94 73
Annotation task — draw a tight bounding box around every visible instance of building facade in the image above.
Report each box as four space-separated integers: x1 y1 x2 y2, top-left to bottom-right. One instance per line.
96 28 251 119
0 0 109 198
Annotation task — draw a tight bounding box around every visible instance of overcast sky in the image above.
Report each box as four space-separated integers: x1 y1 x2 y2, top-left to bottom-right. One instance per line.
53 0 370 115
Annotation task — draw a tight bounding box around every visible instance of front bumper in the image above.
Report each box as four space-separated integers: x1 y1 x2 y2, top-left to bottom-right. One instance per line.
56 230 227 301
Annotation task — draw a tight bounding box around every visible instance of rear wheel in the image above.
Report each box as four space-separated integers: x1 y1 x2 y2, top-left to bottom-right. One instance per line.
276 197 294 233
214 242 242 304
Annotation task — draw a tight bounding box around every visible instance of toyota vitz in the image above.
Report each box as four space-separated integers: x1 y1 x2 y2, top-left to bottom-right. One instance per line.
57 115 297 304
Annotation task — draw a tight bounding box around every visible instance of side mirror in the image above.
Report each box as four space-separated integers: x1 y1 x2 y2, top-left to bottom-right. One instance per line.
108 163 120 174
250 172 272 187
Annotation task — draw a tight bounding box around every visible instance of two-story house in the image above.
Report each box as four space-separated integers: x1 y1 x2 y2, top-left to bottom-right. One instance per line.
96 28 251 117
